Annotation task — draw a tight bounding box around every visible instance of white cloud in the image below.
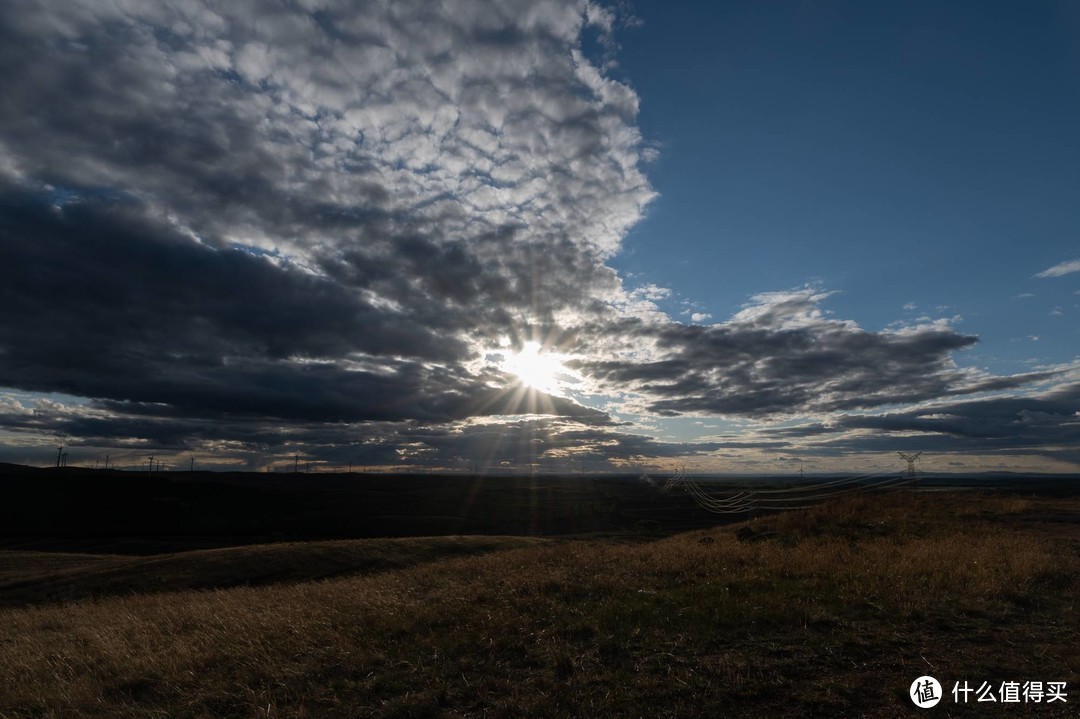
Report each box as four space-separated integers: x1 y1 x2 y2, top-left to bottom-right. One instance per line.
0 395 32 416
1035 259 1080 278
728 288 841 330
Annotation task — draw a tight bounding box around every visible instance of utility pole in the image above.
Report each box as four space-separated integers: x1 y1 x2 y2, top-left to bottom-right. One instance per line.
897 452 922 478
190 457 194 472
147 455 155 477
294 454 299 473
56 445 63 469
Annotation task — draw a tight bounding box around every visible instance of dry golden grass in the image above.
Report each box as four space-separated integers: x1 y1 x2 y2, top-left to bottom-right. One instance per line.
0 491 1077 718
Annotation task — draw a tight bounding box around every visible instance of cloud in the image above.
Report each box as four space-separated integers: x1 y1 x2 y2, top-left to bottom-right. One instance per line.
0 0 1073 469
763 382 1080 464
0 0 652 433
569 289 1039 417
0 396 715 471
1035 259 1080 278
0 0 653 258
0 190 617 428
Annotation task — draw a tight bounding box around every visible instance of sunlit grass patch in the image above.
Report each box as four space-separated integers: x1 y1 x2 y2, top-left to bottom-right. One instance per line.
0 492 1077 718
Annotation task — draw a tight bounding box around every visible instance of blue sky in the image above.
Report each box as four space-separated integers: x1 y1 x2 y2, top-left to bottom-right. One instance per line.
0 0 1078 474
613 1 1079 375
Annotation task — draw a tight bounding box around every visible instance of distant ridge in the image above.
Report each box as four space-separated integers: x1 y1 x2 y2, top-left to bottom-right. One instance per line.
0 463 46 474
0 462 1075 479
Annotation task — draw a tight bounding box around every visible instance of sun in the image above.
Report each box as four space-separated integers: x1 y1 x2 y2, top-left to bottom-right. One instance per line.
502 341 568 395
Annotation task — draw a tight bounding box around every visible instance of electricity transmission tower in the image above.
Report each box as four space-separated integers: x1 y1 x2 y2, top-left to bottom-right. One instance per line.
897 451 922 478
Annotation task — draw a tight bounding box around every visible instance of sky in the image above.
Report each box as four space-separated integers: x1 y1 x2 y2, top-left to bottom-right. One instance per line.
0 0 1078 475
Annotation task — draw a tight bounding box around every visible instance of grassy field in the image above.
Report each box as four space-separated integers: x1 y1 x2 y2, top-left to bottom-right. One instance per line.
0 491 1077 717
0 536 548 608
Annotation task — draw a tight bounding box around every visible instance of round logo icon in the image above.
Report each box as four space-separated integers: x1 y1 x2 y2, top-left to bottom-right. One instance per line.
910 676 942 708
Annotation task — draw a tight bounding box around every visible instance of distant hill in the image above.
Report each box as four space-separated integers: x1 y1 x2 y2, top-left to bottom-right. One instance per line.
0 463 46 473
0 466 722 549
0 535 546 607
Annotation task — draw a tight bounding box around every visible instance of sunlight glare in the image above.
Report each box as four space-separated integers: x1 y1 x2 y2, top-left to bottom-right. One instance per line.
502 341 567 395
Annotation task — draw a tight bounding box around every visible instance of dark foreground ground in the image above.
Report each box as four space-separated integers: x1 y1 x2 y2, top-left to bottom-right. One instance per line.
0 466 720 554
0 469 1077 717
2 464 1076 553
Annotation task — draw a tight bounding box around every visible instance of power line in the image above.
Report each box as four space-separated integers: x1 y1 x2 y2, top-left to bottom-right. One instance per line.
663 460 918 516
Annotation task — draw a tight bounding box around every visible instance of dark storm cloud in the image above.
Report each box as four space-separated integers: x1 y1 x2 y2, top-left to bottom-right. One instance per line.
759 383 1080 464
2 182 630 412
0 0 646 441
0 185 627 426
0 398 707 471
0 188 427 418
0 187 459 364
572 290 1058 418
